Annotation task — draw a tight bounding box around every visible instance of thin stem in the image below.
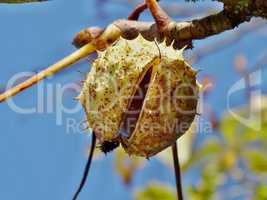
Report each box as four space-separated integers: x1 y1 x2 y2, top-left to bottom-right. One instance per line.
0 42 96 103
72 132 96 200
128 2 148 20
172 142 183 200
128 0 160 20
145 0 171 32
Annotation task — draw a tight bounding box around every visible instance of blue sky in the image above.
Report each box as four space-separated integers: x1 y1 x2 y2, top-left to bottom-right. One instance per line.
0 0 267 199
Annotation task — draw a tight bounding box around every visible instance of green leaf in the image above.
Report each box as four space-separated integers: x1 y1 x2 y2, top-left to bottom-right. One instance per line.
182 139 221 170
114 147 144 185
244 149 267 173
135 182 176 200
187 167 218 200
253 183 267 200
220 111 241 144
220 104 267 146
217 149 236 172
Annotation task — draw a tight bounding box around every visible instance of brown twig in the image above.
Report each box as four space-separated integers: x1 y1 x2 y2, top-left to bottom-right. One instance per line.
72 132 96 200
145 0 171 32
1 1 266 103
0 0 47 3
189 19 266 64
172 142 183 200
73 27 103 48
72 8 258 49
128 1 148 20
73 0 158 48
0 23 121 103
0 43 96 102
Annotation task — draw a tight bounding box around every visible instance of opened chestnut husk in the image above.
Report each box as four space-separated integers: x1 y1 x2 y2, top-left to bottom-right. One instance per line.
79 35 199 158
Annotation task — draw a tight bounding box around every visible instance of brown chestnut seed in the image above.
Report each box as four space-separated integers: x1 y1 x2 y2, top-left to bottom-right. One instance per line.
78 35 199 158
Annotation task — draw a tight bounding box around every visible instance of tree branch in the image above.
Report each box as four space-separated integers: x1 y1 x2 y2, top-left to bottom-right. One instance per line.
73 0 266 48
0 0 266 102
73 11 243 50
0 42 97 102
0 0 47 3
189 18 266 64
254 0 267 19
128 1 160 20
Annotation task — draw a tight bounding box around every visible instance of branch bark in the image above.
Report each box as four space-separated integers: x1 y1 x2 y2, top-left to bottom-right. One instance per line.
0 0 266 102
74 0 267 49
0 0 47 3
73 11 241 49
220 0 267 19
